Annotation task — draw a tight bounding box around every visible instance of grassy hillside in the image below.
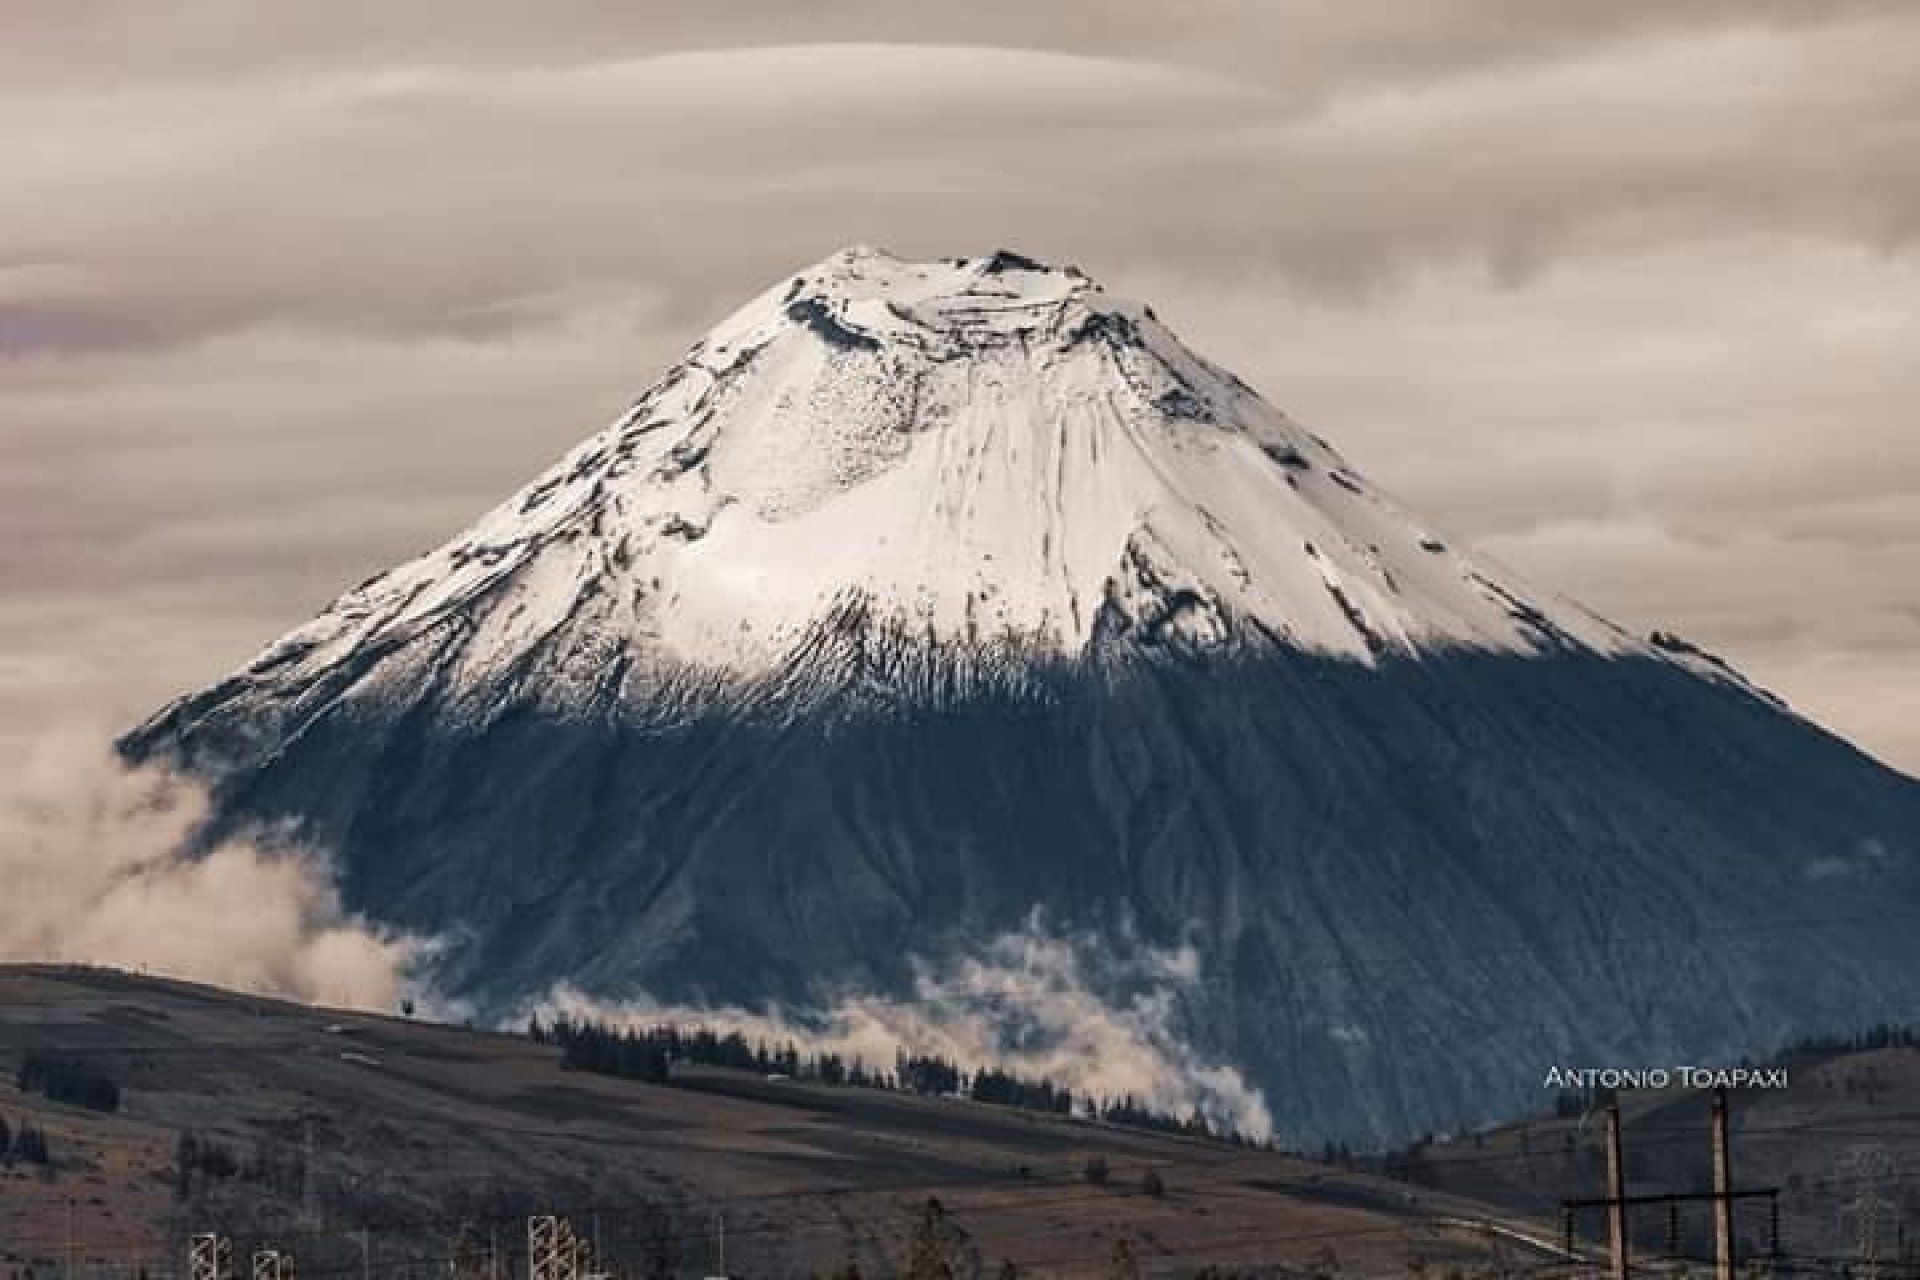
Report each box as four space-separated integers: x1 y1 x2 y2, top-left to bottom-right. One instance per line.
1362 1040 1920 1273
0 966 1569 1279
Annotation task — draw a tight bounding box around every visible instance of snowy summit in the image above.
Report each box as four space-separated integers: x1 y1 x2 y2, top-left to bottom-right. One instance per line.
215 246 1717 726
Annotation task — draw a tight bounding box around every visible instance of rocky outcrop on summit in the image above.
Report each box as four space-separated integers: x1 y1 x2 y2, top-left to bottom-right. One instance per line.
124 247 1920 1144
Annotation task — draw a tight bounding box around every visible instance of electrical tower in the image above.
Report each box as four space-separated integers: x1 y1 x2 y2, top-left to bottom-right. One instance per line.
528 1215 578 1280
189 1234 233 1280
299 1117 321 1230
1840 1146 1895 1280
707 1210 729 1280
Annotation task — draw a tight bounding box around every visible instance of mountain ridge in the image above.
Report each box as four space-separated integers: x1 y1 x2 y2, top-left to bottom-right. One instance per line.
129 246 1767 749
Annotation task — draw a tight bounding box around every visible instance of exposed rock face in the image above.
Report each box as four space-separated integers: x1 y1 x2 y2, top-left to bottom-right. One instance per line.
123 248 1920 1143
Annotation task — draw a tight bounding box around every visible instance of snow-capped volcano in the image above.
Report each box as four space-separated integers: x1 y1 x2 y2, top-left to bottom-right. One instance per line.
126 248 1920 1144
177 246 1731 731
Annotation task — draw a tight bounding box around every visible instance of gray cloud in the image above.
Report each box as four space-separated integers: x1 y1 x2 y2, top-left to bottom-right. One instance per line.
1 3 1916 779
2 2 1905 92
6 14 1918 353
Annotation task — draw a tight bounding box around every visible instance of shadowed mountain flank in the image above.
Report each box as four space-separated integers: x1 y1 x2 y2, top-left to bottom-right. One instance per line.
121 249 1920 1144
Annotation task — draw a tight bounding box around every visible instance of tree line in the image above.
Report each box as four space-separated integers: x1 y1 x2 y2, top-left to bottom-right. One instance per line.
526 1014 1259 1144
0 1114 52 1166
14 1053 121 1113
1785 1022 1920 1054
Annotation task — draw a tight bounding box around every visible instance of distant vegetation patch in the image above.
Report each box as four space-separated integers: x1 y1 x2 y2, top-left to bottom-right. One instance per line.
15 1053 121 1113
0 1114 52 1166
1785 1022 1920 1054
171 1129 242 1201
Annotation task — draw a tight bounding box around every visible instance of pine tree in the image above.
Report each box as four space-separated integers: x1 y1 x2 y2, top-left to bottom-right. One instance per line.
12 1123 50 1165
174 1131 199 1200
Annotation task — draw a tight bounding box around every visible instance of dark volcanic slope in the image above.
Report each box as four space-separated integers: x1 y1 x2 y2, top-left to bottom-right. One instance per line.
124 640 1920 1146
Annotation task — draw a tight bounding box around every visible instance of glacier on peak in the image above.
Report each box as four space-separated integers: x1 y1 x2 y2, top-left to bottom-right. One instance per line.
158 245 1749 738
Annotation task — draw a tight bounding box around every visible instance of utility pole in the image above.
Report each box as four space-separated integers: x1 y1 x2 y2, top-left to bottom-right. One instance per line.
1712 1089 1734 1280
1605 1104 1629 1280
66 1196 75 1280
1563 1093 1777 1278
300 1119 320 1230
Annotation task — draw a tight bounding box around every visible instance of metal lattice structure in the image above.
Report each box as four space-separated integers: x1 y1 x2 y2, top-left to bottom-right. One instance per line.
528 1215 577 1280
299 1118 321 1230
189 1234 233 1280
1841 1146 1896 1280
253 1248 296 1280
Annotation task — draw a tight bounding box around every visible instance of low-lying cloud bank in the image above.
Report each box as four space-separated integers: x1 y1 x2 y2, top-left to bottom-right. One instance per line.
527 913 1275 1141
3 724 1272 1137
0 723 424 1011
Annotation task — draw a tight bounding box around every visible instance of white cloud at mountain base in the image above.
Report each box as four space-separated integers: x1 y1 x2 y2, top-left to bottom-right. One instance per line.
0 722 427 1011
524 912 1275 1142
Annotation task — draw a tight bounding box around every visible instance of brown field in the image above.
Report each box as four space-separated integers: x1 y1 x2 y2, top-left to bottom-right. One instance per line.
0 966 1575 1280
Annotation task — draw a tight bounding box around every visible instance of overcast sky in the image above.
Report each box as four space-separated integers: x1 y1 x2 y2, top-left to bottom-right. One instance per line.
4 1 1917 777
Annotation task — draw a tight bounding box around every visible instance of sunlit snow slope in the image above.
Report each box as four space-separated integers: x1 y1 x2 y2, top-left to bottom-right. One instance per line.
149 247 1748 734
125 248 1920 1145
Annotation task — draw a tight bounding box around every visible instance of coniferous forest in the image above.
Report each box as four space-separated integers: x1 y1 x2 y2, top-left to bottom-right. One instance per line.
526 1015 1261 1146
